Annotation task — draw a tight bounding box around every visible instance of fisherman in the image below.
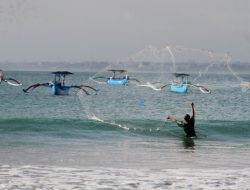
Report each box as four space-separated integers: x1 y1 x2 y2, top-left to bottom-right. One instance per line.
122 71 129 80
167 102 196 137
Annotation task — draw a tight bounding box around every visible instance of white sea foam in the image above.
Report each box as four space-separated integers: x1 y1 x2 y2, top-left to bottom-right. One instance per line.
110 121 129 130
88 114 104 122
88 114 129 130
0 165 249 190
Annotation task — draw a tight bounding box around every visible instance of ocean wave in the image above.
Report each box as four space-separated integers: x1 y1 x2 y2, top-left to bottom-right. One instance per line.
0 118 250 140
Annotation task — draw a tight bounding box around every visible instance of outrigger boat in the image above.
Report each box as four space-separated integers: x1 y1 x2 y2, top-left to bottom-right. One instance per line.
0 70 22 86
161 73 210 94
23 71 97 95
92 69 139 85
170 73 189 93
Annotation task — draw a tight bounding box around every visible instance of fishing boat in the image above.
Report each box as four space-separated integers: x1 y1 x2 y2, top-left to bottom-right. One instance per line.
23 71 97 95
170 73 189 93
92 69 139 86
161 73 210 94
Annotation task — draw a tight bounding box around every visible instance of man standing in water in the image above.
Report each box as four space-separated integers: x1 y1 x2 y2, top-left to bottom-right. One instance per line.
167 102 196 137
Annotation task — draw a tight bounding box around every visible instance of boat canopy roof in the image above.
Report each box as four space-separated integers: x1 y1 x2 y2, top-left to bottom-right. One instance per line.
107 69 127 73
52 71 74 75
173 73 189 77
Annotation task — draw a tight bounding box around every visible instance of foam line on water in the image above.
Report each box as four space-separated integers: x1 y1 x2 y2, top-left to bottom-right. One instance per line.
88 114 129 131
0 165 250 189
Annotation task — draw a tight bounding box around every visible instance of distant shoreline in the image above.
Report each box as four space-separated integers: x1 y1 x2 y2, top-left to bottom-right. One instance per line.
1 61 250 74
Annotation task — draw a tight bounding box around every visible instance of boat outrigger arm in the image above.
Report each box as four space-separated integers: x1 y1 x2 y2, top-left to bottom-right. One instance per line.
3 78 22 86
0 70 22 86
92 69 140 85
23 71 98 95
161 83 210 93
187 83 210 94
23 83 97 95
160 73 210 94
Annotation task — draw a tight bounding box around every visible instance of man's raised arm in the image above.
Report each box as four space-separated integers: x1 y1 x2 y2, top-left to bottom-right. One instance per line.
191 102 195 118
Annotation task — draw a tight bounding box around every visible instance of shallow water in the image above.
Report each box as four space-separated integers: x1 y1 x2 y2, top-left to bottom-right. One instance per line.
0 71 249 189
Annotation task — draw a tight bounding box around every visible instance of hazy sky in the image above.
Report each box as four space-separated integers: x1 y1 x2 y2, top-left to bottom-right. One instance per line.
0 0 250 62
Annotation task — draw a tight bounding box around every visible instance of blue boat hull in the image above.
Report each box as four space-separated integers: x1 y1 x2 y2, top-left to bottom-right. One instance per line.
170 84 188 93
107 79 127 85
52 85 70 95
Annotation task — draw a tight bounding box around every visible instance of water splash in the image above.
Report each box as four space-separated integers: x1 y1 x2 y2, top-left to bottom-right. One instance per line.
136 82 162 91
224 52 243 83
87 114 104 122
163 44 176 72
77 43 249 131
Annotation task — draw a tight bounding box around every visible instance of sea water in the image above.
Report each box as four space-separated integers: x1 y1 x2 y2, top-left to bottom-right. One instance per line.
0 71 249 189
